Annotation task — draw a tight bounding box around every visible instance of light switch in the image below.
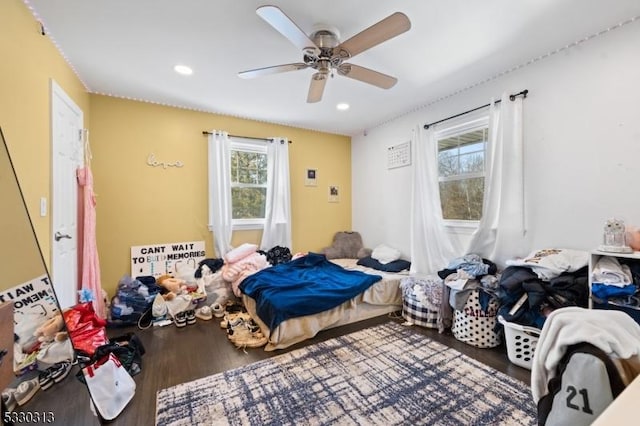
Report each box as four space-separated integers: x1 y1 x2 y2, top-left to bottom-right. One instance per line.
40 197 47 217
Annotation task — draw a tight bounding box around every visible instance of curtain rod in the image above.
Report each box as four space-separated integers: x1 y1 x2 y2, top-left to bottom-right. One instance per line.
423 89 529 129
202 131 292 143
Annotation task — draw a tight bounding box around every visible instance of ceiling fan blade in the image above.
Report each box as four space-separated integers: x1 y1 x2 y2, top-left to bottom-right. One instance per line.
338 63 398 89
256 5 320 57
338 12 411 58
238 63 309 79
307 73 328 103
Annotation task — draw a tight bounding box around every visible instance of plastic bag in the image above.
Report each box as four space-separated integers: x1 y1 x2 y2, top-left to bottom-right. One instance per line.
63 302 108 357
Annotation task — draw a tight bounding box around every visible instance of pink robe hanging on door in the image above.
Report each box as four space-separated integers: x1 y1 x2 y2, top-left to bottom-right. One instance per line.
77 166 106 319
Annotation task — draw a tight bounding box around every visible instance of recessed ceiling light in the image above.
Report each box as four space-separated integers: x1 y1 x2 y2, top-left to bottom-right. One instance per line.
174 65 193 75
336 103 350 111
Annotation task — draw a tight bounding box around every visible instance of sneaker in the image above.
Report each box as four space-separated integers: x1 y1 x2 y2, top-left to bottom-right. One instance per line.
49 361 72 383
1 388 17 412
211 303 225 318
14 378 40 406
220 311 252 329
185 309 196 325
38 369 54 390
195 306 213 321
174 311 187 328
245 319 261 333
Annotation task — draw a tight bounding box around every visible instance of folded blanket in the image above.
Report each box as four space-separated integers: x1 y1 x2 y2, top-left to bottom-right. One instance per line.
592 256 632 287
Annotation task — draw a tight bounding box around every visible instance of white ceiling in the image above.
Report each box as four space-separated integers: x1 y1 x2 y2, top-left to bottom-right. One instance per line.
26 0 640 136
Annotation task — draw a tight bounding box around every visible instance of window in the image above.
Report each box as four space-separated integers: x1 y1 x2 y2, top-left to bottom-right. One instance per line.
437 117 489 223
230 139 268 229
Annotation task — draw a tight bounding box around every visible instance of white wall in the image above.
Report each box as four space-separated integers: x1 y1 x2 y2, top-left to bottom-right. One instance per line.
352 20 640 265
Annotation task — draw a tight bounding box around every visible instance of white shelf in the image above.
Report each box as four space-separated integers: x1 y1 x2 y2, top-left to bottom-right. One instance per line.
588 249 640 315
590 249 640 260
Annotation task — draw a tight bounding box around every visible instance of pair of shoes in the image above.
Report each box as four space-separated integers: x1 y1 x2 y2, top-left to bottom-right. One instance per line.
195 306 213 321
174 311 187 328
227 321 267 349
38 360 72 390
185 309 196 325
1 388 17 412
14 378 40 406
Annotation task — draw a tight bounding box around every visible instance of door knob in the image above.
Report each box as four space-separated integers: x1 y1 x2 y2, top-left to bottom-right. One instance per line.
54 231 72 241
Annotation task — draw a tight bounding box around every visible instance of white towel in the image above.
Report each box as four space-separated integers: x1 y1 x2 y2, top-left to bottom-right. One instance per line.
592 256 633 287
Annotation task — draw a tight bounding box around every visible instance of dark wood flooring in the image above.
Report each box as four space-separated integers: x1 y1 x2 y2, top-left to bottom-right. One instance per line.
9 312 531 425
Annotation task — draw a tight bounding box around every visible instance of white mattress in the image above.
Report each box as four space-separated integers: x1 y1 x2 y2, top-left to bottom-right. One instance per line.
243 258 406 351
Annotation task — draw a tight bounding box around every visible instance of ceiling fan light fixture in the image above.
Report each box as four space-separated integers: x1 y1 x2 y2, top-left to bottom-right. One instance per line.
245 6 411 103
336 103 350 111
174 64 193 75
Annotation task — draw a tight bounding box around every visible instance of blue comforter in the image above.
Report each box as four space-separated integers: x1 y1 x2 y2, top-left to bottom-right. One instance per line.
239 252 382 330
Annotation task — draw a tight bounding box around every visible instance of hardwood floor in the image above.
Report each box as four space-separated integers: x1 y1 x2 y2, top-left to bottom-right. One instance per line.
9 312 531 425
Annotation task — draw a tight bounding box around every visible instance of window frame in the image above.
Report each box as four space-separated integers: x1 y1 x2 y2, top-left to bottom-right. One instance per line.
435 115 489 229
229 138 268 231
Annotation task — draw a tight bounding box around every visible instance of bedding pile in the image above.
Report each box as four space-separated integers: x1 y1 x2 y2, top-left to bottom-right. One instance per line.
239 252 382 330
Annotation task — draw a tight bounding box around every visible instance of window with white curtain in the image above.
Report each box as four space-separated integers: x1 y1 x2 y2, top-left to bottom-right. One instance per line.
230 138 268 230
436 116 489 224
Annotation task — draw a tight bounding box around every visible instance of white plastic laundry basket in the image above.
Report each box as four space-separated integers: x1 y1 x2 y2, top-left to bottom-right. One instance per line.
498 315 541 370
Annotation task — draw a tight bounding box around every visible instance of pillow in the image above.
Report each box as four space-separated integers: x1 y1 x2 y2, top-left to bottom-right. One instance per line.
371 244 402 264
321 231 367 259
224 243 258 263
357 255 411 273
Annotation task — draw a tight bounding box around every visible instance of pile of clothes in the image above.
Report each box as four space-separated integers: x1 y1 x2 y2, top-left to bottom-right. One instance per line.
436 254 500 334
590 256 640 307
496 248 590 329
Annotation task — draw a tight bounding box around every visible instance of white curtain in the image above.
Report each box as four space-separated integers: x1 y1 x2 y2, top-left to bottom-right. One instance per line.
409 125 460 274
207 131 233 257
467 93 525 262
260 138 292 250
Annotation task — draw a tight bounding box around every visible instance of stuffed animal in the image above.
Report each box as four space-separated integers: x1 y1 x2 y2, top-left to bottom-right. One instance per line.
156 274 188 301
34 313 66 343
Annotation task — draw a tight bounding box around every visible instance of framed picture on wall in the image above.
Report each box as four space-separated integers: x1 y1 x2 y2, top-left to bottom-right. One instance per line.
305 168 317 186
328 185 339 203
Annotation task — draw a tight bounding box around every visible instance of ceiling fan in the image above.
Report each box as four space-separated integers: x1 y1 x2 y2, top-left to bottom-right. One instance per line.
238 5 411 103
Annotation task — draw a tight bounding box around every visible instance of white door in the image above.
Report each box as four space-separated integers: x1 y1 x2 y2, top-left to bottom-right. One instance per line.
51 80 83 309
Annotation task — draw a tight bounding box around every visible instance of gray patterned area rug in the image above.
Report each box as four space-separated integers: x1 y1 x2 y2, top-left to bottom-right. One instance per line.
156 321 536 425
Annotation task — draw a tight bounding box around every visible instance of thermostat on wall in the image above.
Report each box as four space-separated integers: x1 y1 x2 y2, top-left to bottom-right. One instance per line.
387 141 411 169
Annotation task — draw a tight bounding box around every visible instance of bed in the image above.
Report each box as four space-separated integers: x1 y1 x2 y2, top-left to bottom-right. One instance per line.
239 253 406 351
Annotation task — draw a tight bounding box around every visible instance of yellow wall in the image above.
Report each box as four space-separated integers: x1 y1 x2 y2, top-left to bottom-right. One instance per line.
0 0 90 268
1 0 352 299
90 96 351 297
